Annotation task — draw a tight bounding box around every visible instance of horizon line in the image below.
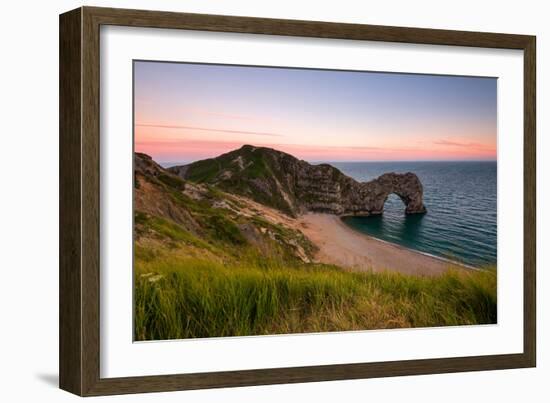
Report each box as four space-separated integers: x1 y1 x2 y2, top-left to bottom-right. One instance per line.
153 157 497 165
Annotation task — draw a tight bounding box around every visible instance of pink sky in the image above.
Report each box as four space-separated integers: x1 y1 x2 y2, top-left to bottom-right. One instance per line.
135 125 496 162
134 62 497 163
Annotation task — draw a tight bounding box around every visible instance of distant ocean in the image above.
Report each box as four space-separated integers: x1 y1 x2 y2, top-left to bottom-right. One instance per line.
330 161 497 267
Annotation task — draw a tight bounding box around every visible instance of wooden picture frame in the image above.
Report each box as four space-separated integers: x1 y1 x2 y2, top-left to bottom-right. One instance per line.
59 6 536 396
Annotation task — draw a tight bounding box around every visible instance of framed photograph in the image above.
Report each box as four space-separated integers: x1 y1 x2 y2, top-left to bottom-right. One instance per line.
59 6 536 396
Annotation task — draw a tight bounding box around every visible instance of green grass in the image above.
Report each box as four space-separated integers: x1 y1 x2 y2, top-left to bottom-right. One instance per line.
138 179 249 249
182 146 297 215
203 214 247 245
134 252 497 341
183 147 275 183
156 172 186 190
135 212 214 250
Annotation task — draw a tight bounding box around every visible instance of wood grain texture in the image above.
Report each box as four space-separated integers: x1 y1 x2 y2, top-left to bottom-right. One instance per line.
59 6 537 396
59 7 82 396
86 6 532 49
523 38 536 367
81 6 102 396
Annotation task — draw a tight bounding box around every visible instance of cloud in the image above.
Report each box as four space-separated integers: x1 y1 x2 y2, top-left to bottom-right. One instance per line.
135 139 424 156
182 108 272 122
136 138 498 162
433 139 490 149
344 145 388 151
136 123 283 137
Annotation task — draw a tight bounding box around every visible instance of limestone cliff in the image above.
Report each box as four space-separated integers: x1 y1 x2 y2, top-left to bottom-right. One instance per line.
168 145 427 217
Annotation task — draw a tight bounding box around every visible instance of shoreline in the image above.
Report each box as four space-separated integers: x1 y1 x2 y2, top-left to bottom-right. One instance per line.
340 217 480 272
297 213 472 276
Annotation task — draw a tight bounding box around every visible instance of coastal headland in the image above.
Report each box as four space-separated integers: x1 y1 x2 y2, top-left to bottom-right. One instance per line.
133 146 496 340
142 144 466 275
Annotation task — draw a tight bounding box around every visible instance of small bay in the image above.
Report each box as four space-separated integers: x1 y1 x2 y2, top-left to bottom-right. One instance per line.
332 161 497 267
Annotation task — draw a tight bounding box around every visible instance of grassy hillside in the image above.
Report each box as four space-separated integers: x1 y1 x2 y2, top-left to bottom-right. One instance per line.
134 152 316 265
135 248 496 340
170 145 301 215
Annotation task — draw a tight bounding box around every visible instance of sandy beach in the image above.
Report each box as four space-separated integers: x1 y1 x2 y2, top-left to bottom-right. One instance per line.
297 213 464 276
229 194 465 276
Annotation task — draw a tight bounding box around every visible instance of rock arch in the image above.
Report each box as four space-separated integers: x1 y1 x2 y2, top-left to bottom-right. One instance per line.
351 172 427 216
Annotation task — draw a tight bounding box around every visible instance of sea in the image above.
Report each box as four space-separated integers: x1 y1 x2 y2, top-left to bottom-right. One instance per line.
329 161 497 268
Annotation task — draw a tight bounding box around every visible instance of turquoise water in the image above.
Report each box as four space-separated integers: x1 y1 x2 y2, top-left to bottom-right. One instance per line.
331 161 497 267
